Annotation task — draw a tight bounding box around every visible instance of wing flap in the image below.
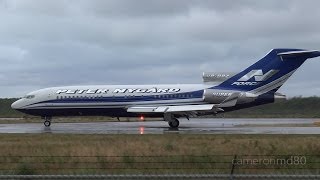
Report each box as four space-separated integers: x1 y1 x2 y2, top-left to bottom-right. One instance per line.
126 106 157 113
127 104 215 113
165 104 215 112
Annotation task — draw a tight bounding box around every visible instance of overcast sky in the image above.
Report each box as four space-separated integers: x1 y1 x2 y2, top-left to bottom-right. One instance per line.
1 0 320 97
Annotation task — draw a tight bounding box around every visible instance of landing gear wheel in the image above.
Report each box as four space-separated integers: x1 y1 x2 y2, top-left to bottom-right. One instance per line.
44 120 51 127
168 119 179 128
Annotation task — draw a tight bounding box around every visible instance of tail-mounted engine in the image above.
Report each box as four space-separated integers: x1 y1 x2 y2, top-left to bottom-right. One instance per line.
202 89 259 106
202 89 286 106
202 89 236 104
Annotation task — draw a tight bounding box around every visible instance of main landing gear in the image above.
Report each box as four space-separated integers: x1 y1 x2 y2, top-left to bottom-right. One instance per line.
168 119 179 128
42 116 52 127
164 113 180 128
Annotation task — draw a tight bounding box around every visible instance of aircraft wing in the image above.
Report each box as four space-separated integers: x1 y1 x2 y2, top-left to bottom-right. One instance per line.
127 104 216 113
127 92 240 115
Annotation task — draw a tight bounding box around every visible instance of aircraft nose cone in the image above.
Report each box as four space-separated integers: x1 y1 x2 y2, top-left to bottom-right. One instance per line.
11 100 22 109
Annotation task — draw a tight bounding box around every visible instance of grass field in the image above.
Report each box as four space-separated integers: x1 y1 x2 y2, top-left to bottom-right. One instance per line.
0 134 319 174
2 134 318 156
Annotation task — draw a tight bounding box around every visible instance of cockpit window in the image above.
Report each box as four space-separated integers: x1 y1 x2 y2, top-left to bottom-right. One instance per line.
24 95 35 99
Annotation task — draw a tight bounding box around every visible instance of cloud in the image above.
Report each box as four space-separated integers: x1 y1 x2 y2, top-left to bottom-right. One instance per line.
0 0 320 97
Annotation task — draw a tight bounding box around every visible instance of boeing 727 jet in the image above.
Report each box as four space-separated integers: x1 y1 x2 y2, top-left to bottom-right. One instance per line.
11 48 320 127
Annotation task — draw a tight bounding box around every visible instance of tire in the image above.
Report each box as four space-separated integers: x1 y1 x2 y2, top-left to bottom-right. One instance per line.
44 120 51 127
168 119 179 128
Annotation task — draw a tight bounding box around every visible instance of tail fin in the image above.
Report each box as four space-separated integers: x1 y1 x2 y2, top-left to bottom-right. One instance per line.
215 48 320 94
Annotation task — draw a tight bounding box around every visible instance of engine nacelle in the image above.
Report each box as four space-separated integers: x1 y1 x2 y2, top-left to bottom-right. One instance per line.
203 89 260 104
202 89 238 104
203 89 287 105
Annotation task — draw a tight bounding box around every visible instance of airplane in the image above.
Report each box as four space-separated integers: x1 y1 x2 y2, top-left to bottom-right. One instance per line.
11 48 320 128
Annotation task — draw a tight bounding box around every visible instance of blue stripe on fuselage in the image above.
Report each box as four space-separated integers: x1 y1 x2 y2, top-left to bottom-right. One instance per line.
32 90 204 106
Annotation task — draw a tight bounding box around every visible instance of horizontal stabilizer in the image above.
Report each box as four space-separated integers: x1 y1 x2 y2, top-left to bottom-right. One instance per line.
202 72 236 82
278 50 320 60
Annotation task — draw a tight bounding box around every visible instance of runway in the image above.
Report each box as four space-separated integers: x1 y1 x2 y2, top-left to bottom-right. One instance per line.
0 118 319 134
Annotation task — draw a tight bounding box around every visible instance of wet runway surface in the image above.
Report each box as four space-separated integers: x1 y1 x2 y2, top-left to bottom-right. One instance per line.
0 118 319 134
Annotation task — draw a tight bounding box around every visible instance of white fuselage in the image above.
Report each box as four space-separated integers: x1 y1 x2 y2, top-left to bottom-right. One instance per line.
11 83 217 117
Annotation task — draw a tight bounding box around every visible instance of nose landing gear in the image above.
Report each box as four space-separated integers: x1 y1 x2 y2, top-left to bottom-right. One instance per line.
42 116 52 127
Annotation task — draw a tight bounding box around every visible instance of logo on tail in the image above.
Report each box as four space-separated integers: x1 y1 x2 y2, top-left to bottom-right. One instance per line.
232 69 279 86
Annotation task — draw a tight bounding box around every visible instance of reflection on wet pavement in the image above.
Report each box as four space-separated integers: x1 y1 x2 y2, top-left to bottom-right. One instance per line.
0 118 318 134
